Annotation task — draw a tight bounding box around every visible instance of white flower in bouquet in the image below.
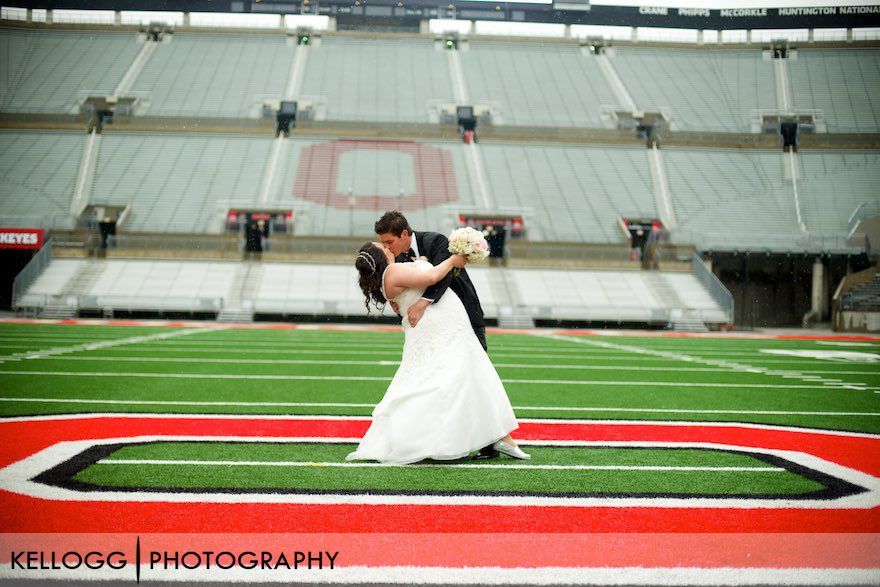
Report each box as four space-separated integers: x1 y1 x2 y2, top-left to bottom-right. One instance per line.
447 227 490 275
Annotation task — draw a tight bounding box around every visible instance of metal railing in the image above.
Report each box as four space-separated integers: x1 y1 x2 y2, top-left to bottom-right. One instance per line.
109 234 243 254
506 241 695 265
848 201 880 236
691 252 734 324
0 214 76 230
673 230 864 254
12 239 53 310
527 305 729 324
16 293 224 313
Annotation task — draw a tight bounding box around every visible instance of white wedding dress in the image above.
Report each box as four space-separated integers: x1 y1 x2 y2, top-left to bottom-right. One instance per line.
346 259 518 464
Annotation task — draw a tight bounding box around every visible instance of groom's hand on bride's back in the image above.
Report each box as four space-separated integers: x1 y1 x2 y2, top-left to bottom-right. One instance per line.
407 298 431 328
389 300 400 315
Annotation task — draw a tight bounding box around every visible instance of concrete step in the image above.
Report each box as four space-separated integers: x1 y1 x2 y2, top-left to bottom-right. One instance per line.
217 308 254 323
40 305 78 319
498 311 534 330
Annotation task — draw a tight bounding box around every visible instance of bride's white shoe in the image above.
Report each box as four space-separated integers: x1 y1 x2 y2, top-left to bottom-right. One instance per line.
493 440 531 460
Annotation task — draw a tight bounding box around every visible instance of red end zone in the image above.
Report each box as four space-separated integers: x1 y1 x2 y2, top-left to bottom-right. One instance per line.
1 416 878 532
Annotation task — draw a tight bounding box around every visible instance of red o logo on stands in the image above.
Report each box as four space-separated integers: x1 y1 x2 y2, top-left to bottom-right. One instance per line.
292 139 460 211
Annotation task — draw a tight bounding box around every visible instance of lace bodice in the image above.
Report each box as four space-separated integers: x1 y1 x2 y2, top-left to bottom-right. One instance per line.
382 259 431 317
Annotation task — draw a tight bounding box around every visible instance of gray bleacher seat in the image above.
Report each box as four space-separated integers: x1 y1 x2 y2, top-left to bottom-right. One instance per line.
663 148 803 248
797 151 880 236
479 143 655 242
256 262 365 315
300 37 454 123
0 130 83 228
85 260 232 310
510 267 725 323
610 47 777 132
92 133 272 232
461 41 616 128
132 33 294 118
21 257 721 323
788 49 880 133
16 258 82 307
0 27 140 113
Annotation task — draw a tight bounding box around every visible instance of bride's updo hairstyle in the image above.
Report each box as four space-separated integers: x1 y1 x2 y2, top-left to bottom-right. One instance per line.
355 242 388 314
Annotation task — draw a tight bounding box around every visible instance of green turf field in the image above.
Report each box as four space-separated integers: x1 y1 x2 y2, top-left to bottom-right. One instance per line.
0 324 880 432
3 322 878 500
68 441 825 496
0 322 878 434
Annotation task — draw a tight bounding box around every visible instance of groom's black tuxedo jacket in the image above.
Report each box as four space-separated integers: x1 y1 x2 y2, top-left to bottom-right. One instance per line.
397 231 487 351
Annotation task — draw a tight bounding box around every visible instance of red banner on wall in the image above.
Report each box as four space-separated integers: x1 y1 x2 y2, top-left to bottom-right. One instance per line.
0 229 44 250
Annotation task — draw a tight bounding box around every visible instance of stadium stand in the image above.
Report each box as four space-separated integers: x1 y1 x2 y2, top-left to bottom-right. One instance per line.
132 33 295 118
13 256 728 325
460 42 617 128
1 18 877 328
797 151 880 236
787 48 880 133
511 267 727 323
837 267 880 312
0 27 140 113
480 143 655 242
92 133 272 232
284 138 477 237
14 258 81 307
0 130 83 228
609 46 777 132
300 36 455 123
663 147 804 249
18 258 232 311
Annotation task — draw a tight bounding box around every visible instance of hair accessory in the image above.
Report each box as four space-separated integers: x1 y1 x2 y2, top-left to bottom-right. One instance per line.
357 251 377 275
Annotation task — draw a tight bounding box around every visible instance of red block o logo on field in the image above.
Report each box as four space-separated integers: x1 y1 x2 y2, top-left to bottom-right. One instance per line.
292 139 460 211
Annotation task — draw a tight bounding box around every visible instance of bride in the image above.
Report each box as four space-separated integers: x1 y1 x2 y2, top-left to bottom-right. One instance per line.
349 241 530 465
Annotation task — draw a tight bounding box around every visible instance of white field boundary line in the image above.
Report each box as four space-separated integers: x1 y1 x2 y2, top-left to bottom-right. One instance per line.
2 566 878 586
539 333 873 392
0 371 873 390
2 436 878 509
0 328 227 363
97 459 785 472
1 398 878 418
2 355 876 376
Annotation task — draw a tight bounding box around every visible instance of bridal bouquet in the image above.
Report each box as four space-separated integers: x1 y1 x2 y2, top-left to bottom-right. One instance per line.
448 227 490 276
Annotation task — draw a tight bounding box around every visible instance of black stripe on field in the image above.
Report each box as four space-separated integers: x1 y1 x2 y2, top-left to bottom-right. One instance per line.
31 441 869 501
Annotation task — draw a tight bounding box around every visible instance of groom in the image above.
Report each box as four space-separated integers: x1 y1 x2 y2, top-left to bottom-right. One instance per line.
375 211 497 459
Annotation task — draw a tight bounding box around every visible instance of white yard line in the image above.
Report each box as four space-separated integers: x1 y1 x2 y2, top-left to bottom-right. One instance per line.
97 458 785 472
1 328 226 362
540 334 873 391
0 397 877 418
0 371 870 389
66 338 876 356
5 344 867 364
3 355 876 376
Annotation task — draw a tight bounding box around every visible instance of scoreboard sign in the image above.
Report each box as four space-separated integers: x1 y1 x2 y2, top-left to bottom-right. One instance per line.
0 229 44 250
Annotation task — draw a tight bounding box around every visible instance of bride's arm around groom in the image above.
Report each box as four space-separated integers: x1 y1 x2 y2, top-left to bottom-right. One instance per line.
383 253 467 301
405 231 459 328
